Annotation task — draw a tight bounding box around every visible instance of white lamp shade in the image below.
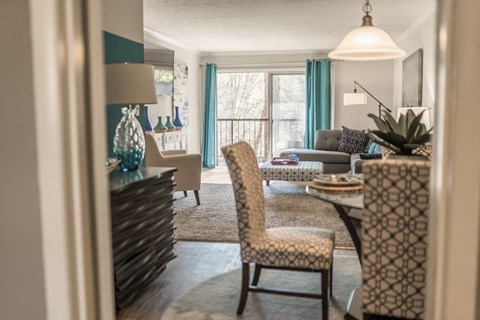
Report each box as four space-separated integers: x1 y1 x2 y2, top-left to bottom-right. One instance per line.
105 63 157 105
328 26 406 61
344 93 368 105
397 107 431 129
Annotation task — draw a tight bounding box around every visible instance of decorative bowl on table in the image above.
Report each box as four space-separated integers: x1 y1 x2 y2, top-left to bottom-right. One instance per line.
106 158 121 173
310 173 364 192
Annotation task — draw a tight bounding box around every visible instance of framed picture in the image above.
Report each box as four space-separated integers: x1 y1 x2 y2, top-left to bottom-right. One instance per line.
402 48 423 107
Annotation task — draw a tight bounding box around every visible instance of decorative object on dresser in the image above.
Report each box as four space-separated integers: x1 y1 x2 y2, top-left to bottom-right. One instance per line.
174 60 189 128
109 167 176 309
144 105 154 133
105 63 157 171
164 115 176 131
154 116 167 133
145 133 201 205
172 106 183 130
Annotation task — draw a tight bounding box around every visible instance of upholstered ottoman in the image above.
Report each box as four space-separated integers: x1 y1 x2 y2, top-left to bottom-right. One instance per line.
259 161 324 185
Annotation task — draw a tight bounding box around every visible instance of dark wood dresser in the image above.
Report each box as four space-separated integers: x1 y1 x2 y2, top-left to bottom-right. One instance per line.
109 167 176 309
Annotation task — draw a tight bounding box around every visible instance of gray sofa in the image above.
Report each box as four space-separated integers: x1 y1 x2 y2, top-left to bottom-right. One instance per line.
280 129 366 174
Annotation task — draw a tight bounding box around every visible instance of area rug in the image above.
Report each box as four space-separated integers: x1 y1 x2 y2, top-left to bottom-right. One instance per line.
162 254 361 320
174 182 354 248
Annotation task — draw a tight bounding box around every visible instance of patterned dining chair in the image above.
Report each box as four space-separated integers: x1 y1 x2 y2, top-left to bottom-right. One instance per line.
222 141 335 319
362 159 430 319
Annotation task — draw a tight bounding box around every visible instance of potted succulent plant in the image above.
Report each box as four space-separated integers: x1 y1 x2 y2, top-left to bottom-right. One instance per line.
367 109 433 156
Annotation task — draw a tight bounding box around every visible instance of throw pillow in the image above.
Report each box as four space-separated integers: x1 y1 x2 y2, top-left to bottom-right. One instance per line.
338 126 369 154
367 142 378 154
364 138 375 153
359 153 382 160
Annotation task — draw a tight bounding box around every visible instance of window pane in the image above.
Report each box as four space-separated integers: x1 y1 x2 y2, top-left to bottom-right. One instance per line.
216 72 269 165
217 73 267 119
271 74 306 156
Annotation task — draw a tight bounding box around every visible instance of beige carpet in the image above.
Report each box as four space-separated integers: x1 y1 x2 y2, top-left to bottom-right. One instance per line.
174 181 354 248
162 254 361 320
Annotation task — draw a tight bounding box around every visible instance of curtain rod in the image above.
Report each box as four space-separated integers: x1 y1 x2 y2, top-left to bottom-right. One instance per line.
199 60 340 68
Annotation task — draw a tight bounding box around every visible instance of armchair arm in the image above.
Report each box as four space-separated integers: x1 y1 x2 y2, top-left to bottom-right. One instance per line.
162 149 187 156
160 153 202 191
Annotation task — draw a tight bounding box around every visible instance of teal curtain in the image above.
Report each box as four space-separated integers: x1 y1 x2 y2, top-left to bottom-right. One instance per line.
305 59 331 149
201 64 217 168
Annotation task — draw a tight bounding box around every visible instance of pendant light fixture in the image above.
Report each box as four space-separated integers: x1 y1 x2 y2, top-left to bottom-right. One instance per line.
328 0 405 61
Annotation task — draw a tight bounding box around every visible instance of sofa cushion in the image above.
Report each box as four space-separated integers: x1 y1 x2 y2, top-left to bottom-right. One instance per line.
280 149 350 164
359 153 382 160
314 130 342 151
338 126 369 154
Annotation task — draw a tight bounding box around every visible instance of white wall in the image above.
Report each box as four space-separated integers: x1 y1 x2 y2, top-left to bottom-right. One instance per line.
145 33 202 153
334 61 394 130
393 4 437 123
102 0 143 42
0 1 46 319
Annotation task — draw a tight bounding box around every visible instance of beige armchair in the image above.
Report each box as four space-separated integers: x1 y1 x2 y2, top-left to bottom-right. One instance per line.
145 133 202 205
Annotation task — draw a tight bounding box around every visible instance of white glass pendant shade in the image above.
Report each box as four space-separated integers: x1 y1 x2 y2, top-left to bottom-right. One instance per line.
329 0 406 61
329 25 405 61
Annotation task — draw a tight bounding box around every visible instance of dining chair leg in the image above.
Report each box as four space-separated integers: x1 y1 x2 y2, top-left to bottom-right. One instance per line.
183 191 187 197
237 263 250 315
251 264 262 286
194 190 200 205
329 259 333 297
322 270 329 320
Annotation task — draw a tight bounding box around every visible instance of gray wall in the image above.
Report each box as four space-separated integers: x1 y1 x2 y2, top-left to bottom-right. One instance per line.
333 60 394 130
0 0 46 319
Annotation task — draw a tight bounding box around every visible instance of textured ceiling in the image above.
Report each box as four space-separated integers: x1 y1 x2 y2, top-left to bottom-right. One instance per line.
144 0 435 54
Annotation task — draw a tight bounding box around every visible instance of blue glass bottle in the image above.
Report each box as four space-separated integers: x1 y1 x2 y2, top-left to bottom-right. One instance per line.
173 106 183 130
144 106 154 132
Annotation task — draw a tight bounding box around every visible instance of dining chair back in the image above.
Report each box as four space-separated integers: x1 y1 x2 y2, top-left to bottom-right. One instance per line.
362 159 430 319
222 141 335 319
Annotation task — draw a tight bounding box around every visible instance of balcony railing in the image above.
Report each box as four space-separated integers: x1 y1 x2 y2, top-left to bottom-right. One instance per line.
216 118 304 165
217 118 269 165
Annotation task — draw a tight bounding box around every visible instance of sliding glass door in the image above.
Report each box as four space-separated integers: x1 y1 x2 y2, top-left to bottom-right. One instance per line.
216 71 305 165
271 74 306 156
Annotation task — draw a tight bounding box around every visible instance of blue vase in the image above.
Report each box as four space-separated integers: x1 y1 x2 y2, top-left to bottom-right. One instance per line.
144 106 154 132
173 106 183 130
113 105 145 172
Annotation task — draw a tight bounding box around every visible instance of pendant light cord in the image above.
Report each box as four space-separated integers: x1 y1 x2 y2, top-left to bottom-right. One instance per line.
363 0 372 15
361 0 373 26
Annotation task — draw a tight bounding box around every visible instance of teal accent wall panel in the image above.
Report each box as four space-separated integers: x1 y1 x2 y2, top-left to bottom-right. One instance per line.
104 31 145 158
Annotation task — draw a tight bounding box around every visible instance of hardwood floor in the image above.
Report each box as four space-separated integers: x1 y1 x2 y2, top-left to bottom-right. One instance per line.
116 241 356 320
116 241 242 320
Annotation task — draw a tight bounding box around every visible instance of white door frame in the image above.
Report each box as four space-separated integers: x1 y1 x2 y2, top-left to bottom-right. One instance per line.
426 0 480 319
30 0 114 319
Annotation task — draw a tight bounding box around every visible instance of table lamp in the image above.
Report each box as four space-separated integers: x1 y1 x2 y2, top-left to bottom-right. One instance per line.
105 63 157 171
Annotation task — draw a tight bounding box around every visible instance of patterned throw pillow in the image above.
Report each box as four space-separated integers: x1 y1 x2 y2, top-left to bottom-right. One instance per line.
337 126 369 154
